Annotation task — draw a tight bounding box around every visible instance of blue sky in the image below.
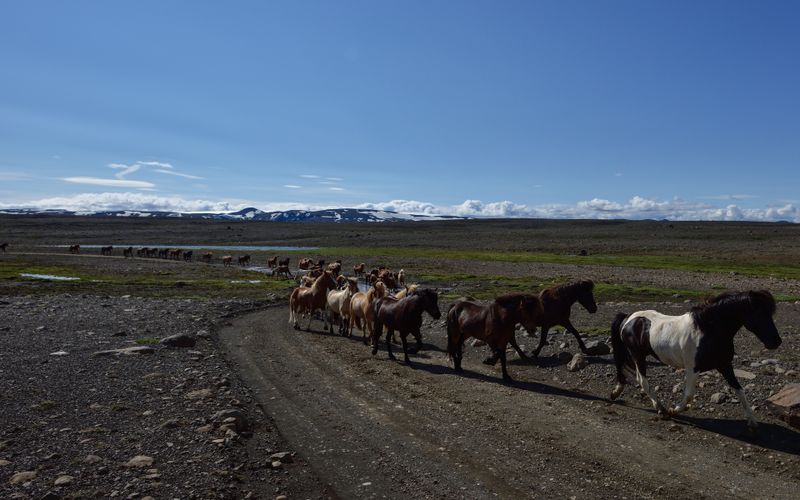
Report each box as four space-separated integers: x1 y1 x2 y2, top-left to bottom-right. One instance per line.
1 1 799 220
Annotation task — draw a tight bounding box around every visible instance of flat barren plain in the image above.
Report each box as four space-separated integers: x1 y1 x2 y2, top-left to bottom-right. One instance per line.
1 215 799 499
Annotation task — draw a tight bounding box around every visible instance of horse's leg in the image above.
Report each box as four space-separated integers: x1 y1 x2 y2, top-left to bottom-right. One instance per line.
499 347 513 384
385 329 396 360
532 326 550 357
454 338 464 372
509 335 529 360
719 364 758 431
669 369 699 416
634 358 668 417
411 329 422 353
564 320 589 353
400 333 411 364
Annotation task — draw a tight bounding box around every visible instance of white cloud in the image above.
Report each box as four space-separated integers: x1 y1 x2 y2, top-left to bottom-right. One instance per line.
701 194 758 201
2 192 798 223
328 187 344 191
3 192 248 213
153 169 205 180
138 161 173 169
326 177 343 181
108 163 141 179
301 174 320 179
61 177 155 188
284 184 302 189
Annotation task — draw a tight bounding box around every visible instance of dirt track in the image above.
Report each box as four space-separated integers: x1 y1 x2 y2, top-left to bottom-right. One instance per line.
220 306 800 499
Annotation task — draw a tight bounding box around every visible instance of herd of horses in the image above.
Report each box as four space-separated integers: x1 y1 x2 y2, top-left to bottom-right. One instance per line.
287 269 783 431
43 244 786 430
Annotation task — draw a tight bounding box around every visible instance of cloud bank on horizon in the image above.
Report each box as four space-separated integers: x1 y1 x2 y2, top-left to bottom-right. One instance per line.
2 192 798 223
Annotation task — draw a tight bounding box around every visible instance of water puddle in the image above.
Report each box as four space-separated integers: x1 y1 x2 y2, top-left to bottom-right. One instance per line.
230 280 263 284
20 273 80 281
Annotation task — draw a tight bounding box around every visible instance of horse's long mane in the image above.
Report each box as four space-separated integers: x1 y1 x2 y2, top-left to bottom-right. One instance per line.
543 279 594 299
692 290 776 332
495 292 537 309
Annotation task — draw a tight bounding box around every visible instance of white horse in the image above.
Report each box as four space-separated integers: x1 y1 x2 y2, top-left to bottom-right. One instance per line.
609 290 781 431
325 277 359 335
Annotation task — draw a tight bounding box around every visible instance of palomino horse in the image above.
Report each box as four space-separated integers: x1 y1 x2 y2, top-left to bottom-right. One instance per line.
447 293 543 382
289 271 339 330
372 288 441 364
267 256 278 268
327 261 342 276
398 269 406 286
69 244 80 254
610 290 781 431
394 284 418 299
325 277 359 335
349 281 387 344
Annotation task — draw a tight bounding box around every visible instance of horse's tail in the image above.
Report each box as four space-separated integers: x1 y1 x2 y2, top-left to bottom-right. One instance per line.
610 312 630 392
445 303 461 360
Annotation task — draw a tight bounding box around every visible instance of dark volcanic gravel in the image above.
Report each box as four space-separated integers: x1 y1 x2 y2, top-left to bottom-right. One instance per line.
0 295 327 499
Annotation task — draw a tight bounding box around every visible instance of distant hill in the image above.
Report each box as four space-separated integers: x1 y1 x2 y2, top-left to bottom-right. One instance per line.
0 207 465 223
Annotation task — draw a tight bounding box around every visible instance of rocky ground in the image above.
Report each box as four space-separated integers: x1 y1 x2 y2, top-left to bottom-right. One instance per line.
0 295 329 499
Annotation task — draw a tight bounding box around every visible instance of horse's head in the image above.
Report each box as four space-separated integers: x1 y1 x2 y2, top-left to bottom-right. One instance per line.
743 290 781 350
518 294 543 332
577 280 598 314
346 278 359 293
420 288 441 320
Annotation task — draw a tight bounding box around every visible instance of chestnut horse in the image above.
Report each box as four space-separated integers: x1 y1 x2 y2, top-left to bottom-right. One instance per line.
298 258 313 270
288 271 338 330
349 281 387 344
201 252 213 263
489 280 597 364
353 262 366 277
372 288 441 364
448 294 543 382
222 255 233 266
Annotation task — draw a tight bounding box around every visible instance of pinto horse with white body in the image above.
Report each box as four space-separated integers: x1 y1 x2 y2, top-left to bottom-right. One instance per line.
610 290 781 431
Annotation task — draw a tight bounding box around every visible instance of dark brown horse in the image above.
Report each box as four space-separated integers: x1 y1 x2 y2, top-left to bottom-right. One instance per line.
487 280 597 364
201 251 213 263
0 242 8 252
267 256 278 268
69 244 80 254
372 288 441 364
279 257 290 267
183 250 193 262
448 293 543 382
238 254 251 266
123 246 134 258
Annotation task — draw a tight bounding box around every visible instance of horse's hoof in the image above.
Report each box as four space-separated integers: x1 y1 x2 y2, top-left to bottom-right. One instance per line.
371 349 378 356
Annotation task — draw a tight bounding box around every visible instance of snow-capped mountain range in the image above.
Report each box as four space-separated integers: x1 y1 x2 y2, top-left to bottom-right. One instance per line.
0 207 465 223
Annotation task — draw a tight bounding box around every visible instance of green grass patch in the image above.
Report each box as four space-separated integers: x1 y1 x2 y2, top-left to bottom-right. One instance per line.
310 247 800 280
135 337 160 345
